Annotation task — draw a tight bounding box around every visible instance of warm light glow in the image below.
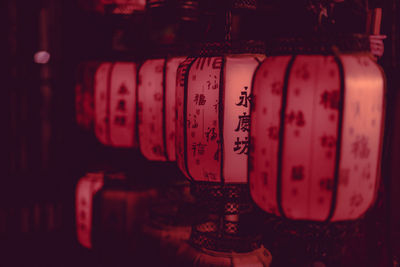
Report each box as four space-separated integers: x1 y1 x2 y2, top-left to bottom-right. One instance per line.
94 62 138 147
249 53 385 221
176 55 264 183
34 51 50 64
138 57 185 161
75 173 104 249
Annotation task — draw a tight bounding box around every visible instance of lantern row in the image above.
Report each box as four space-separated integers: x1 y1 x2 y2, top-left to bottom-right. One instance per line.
76 42 385 224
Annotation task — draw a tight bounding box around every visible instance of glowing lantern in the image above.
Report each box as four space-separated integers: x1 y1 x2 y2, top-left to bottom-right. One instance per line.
249 35 385 222
94 62 138 148
176 54 264 184
75 62 100 131
75 172 104 249
137 57 186 161
175 42 271 261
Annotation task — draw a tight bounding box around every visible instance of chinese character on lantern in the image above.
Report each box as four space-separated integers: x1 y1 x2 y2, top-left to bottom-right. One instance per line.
94 62 138 148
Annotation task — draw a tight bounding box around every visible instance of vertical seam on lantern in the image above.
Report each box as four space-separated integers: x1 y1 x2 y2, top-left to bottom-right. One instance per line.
162 58 169 161
219 56 226 184
277 55 297 219
184 58 197 181
247 57 264 187
106 63 115 145
327 53 345 222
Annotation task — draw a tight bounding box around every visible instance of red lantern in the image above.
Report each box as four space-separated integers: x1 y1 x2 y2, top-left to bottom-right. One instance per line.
176 54 264 183
138 57 186 161
75 172 104 249
249 36 385 222
94 62 138 148
175 42 272 261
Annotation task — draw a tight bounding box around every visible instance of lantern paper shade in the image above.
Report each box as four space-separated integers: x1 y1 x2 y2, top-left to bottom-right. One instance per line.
176 55 264 183
76 173 104 249
249 52 385 221
138 57 186 161
95 62 138 148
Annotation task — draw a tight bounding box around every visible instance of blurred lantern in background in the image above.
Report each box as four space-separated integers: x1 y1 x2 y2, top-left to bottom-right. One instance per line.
74 61 138 148
249 34 385 265
75 172 157 253
76 172 104 249
137 55 196 266
94 62 138 148
138 56 185 161
135 0 200 265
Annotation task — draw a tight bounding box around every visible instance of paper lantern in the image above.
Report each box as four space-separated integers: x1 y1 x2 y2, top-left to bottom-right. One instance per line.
76 172 104 249
75 62 100 131
176 54 265 183
138 57 186 161
94 62 138 148
249 35 385 222
174 43 271 258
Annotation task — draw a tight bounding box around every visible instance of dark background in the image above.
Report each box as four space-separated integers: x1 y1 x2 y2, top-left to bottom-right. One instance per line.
1 0 400 266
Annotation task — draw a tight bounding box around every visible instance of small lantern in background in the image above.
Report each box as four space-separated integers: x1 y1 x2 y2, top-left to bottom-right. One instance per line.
134 0 200 264
94 62 138 148
137 56 194 265
76 172 104 249
137 57 186 161
249 35 385 265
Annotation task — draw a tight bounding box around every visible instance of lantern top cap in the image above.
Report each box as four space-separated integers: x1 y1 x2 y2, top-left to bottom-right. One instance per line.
265 34 371 56
191 40 265 57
